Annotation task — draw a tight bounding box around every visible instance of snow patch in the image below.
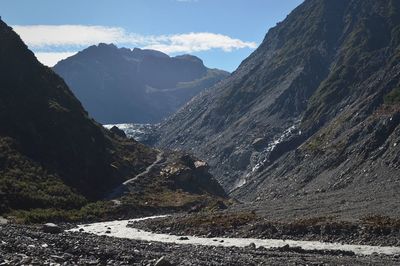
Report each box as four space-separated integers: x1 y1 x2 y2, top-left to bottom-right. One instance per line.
104 123 156 141
232 176 247 190
250 122 300 174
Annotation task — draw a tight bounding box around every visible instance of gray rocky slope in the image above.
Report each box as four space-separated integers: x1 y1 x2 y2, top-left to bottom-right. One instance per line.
54 44 229 124
155 0 400 218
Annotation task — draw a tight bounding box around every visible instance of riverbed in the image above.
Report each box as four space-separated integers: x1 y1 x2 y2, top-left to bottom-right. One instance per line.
68 216 400 256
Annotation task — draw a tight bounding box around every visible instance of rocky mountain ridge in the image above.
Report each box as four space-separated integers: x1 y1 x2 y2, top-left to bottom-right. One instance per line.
53 44 229 124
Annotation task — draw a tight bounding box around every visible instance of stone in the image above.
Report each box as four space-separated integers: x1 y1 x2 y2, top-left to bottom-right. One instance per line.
154 256 173 266
194 160 209 171
247 243 256 249
279 244 291 251
50 255 65 262
42 223 63 234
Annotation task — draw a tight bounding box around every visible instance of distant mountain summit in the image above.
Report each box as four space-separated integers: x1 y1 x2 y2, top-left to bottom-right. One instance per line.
155 0 400 218
53 44 229 124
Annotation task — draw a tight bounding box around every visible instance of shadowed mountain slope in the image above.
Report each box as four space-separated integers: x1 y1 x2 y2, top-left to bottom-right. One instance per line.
0 19 159 213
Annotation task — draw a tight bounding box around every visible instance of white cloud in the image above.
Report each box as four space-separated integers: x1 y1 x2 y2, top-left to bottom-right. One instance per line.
144 32 257 53
13 24 257 53
12 24 257 67
34 52 77 67
13 25 134 48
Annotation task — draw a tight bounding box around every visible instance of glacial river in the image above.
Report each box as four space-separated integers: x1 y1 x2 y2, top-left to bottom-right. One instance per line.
68 216 400 256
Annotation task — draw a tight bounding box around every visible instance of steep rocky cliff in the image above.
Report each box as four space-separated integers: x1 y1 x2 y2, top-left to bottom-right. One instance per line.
156 0 400 217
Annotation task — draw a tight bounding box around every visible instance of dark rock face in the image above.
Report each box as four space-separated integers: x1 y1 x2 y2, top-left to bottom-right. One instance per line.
0 19 156 214
160 154 227 198
53 44 229 124
155 0 400 217
110 126 127 138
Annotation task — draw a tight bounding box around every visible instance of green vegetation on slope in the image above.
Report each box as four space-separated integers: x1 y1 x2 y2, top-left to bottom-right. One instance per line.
0 19 157 218
385 87 400 104
303 0 400 127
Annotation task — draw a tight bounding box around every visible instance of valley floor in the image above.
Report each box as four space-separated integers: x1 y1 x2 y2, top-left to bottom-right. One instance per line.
1 216 400 265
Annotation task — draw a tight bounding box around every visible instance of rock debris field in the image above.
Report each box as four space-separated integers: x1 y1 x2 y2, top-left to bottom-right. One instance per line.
1 216 400 265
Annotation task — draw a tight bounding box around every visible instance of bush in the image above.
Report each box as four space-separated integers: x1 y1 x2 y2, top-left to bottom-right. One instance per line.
384 87 400 104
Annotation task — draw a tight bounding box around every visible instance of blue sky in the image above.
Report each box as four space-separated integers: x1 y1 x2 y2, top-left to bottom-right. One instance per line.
0 0 303 71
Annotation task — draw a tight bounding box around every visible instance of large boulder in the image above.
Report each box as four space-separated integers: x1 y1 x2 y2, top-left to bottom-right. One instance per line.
194 160 209 171
0 217 7 224
42 223 63 234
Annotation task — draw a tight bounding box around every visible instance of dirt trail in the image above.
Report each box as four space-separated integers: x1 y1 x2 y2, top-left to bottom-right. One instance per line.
123 151 164 185
107 150 164 200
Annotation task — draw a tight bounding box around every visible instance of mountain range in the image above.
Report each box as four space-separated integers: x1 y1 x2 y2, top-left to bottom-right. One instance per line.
0 19 225 221
2 0 400 263
53 44 229 124
1 0 400 222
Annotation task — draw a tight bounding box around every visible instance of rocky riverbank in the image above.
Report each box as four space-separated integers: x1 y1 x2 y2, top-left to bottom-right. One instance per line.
1 223 400 265
130 212 400 247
